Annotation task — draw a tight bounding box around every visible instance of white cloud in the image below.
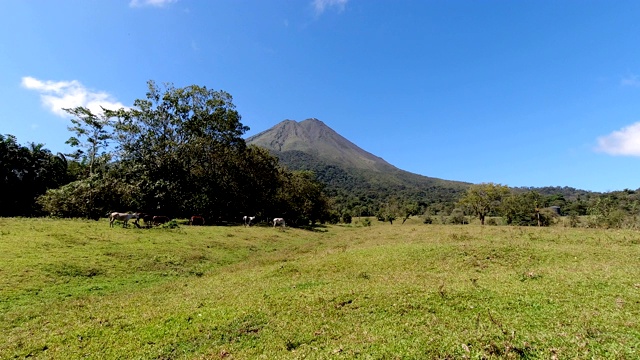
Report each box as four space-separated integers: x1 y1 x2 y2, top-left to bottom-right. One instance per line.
313 0 348 14
596 122 640 156
21 76 126 118
129 0 177 8
621 74 640 87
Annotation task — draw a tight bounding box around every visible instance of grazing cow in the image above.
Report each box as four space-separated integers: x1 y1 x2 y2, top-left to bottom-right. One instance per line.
190 215 205 225
131 213 154 228
243 215 256 227
273 217 285 228
140 213 154 228
109 212 139 228
153 215 170 226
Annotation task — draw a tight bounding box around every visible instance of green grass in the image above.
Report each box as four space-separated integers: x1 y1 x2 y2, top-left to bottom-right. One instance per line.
1 217 639 359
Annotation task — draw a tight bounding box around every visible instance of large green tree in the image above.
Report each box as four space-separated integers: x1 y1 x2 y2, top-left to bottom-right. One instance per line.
233 145 281 217
107 81 250 219
501 190 546 226
274 170 330 226
458 182 510 225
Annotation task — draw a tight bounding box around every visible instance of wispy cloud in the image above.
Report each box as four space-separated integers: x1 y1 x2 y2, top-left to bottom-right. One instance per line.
596 122 640 156
313 0 348 15
21 76 126 117
621 74 640 87
129 0 177 8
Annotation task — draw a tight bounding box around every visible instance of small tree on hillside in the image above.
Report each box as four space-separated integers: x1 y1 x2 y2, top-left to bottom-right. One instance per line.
458 183 510 225
401 202 420 224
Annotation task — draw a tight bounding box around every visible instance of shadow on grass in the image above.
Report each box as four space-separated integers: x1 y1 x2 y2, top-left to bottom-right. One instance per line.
299 224 329 232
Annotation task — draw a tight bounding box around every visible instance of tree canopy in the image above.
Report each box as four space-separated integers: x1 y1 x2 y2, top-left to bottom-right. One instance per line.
458 183 510 225
35 81 330 225
0 134 71 216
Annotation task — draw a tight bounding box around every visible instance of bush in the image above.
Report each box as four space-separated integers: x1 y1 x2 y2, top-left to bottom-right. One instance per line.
537 208 558 227
37 175 137 220
423 216 433 224
568 213 580 227
361 218 371 227
342 213 352 224
162 220 180 229
327 212 340 225
448 208 467 225
486 218 498 226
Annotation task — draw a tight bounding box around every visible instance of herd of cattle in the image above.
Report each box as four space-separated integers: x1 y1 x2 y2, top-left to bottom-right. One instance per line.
108 212 285 229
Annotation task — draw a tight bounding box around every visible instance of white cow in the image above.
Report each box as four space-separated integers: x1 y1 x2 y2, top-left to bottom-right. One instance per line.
243 215 255 227
273 217 285 228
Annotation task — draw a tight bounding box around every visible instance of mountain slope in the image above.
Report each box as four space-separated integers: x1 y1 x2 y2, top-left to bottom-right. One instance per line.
246 119 470 207
247 118 395 172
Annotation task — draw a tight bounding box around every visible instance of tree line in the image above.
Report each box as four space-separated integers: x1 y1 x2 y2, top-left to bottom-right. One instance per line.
3 81 330 226
453 183 640 228
3 81 639 228
0 135 72 216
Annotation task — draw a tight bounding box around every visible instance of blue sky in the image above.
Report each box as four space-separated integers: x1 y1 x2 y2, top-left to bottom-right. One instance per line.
2 0 640 192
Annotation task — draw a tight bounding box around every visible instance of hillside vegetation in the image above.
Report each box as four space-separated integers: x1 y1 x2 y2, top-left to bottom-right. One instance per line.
247 119 470 214
246 119 608 222
274 149 468 204
2 218 639 359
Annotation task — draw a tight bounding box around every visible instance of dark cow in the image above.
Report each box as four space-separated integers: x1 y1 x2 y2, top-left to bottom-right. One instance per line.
190 215 205 225
153 216 170 226
137 213 154 228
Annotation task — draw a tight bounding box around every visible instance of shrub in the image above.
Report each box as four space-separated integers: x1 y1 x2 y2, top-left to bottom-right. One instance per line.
568 213 580 227
342 213 352 224
162 220 180 229
537 208 558 227
37 175 137 220
448 208 467 225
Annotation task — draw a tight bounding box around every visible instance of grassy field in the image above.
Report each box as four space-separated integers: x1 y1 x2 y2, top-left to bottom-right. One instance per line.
1 217 639 359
